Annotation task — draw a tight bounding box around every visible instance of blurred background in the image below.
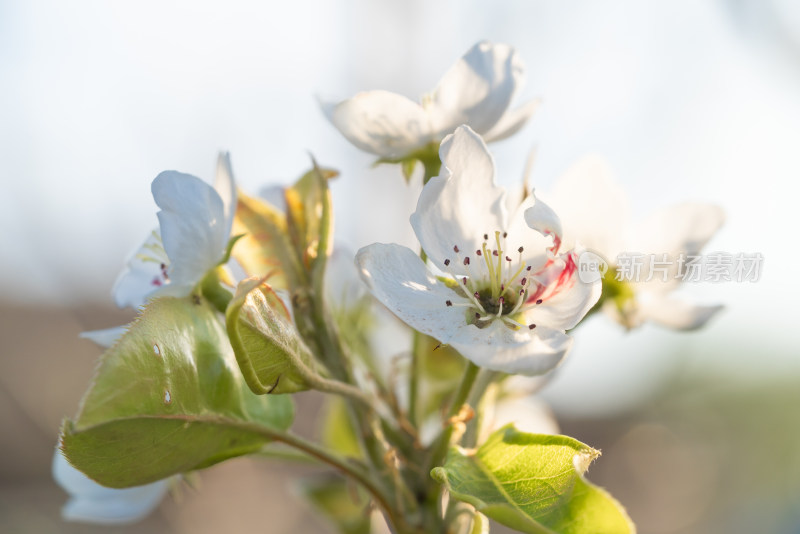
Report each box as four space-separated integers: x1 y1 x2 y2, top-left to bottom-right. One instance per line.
1 0 799 532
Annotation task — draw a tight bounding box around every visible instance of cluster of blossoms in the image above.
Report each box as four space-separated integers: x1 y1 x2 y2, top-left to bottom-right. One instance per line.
55 41 723 534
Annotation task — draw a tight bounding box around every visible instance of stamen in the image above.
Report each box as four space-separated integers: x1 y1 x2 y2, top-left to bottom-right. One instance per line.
444 259 450 266
453 245 460 253
476 249 482 256
445 300 452 307
463 257 470 266
483 233 489 241
518 246 524 253
536 299 543 304
501 316 524 329
521 277 527 286
529 324 537 329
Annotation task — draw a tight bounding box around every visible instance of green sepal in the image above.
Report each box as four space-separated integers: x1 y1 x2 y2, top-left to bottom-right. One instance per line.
226 278 316 394
431 425 635 534
373 142 441 184
60 296 294 488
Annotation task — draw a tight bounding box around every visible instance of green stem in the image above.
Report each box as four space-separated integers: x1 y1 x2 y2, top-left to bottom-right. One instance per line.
427 361 480 472
249 425 401 527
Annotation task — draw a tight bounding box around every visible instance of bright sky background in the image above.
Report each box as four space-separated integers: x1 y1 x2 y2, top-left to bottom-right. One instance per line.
2 0 799 414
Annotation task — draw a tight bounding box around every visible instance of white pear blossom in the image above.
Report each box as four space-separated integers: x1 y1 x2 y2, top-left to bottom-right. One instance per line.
113 152 237 308
356 126 600 376
543 155 725 330
323 41 539 160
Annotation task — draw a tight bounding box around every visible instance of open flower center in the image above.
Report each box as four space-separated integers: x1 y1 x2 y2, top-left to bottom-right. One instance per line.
135 231 171 287
440 231 545 330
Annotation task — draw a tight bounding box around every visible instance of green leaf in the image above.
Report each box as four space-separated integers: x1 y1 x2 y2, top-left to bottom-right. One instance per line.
431 425 635 534
231 190 293 289
226 278 317 394
61 297 294 488
299 474 371 534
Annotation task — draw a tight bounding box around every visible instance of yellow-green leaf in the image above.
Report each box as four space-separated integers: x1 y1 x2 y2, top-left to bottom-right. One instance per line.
231 191 291 288
431 425 635 534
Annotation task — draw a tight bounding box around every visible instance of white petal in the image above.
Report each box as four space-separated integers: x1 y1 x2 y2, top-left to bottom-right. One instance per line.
214 151 237 240
543 155 630 260
449 323 572 376
483 98 541 143
79 326 127 348
53 449 168 525
504 193 552 273
355 243 468 342
526 257 602 331
429 41 524 136
323 91 433 158
152 171 227 289
410 126 508 273
636 295 723 330
523 192 564 253
631 202 725 256
111 229 167 309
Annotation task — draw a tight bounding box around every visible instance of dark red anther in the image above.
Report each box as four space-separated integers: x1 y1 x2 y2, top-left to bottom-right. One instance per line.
526 265 532 271
444 258 450 266
463 257 470 265
483 233 488 240
536 299 543 304
503 232 508 238
446 300 453 307
492 250 499 257
474 292 480 299
476 249 482 256
462 277 468 285
453 245 460 253
518 246 524 253
505 256 511 262
521 277 527 286
529 324 537 330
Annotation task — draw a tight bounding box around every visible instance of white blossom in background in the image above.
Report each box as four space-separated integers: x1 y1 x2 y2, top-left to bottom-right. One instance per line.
113 152 237 308
322 41 539 160
356 126 600 376
543 155 725 330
